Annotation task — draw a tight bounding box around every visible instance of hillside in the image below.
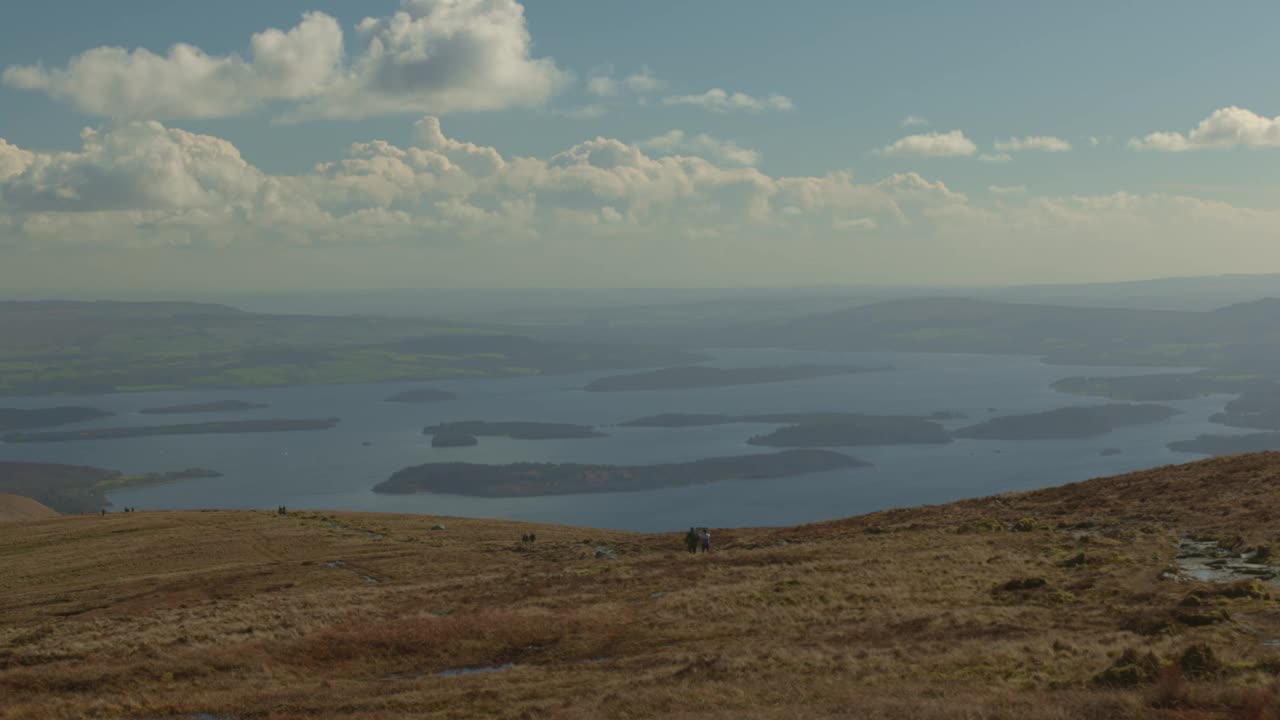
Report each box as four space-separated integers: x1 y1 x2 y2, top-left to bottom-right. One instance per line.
0 494 57 522
4 455 1280 718
0 300 696 395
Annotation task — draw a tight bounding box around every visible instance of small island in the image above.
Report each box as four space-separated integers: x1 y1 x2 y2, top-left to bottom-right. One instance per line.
422 421 604 440
0 406 113 432
954 404 1180 440
585 364 890 392
385 388 458 404
748 415 951 447
1169 433 1280 456
619 412 950 447
3 417 340 443
374 449 864 497
139 400 268 415
431 432 479 448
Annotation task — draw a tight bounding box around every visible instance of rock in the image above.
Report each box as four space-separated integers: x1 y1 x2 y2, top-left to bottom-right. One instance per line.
593 545 617 560
650 591 667 600
431 524 446 531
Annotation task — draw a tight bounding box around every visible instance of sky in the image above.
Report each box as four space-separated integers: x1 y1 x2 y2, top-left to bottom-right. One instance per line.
1 0 1279 291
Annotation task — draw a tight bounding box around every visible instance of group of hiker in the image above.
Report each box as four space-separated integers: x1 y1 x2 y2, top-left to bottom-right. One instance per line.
276 505 288 516
684 527 712 554
520 532 537 543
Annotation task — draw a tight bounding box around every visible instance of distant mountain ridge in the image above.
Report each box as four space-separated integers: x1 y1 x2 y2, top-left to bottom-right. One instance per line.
715 296 1280 371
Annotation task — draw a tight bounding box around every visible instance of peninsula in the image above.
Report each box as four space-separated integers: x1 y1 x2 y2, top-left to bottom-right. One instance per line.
422 421 604 440
584 364 889 392
619 412 950 447
954 404 1180 440
139 400 268 415
0 461 221 513
0 406 113 431
375 449 862 497
1169 433 1280 456
3 417 340 443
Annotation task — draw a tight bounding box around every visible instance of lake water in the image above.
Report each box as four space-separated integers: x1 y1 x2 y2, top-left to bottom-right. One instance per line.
0 349 1239 532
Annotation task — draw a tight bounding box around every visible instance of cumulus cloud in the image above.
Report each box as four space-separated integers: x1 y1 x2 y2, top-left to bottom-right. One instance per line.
3 12 343 119
880 130 977 158
662 88 793 113
638 130 761 166
2 1 569 121
0 138 34 181
993 136 1072 152
1130 106 1280 151
586 66 662 97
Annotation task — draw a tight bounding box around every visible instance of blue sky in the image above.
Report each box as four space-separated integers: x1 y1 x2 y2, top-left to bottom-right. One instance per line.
1 0 1278 290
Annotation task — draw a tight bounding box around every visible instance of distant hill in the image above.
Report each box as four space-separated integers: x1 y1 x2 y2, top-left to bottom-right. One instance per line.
0 493 57 522
0 300 698 396
716 296 1280 371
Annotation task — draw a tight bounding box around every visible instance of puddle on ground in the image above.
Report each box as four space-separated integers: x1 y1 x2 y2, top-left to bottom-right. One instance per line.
435 663 514 677
1176 539 1278 583
325 560 380 584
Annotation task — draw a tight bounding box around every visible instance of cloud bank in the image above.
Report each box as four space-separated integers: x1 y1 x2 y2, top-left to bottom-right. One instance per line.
3 118 1278 287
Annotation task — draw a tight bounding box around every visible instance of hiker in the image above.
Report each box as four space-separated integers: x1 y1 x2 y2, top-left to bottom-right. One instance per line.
521 534 529 543
529 532 536 543
685 527 698 554
700 528 711 553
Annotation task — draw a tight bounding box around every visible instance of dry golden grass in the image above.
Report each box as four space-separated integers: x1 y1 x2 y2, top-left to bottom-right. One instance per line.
0 494 57 523
4 453 1280 719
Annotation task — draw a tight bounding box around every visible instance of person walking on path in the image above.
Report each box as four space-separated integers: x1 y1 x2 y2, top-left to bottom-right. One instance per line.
700 528 711 553
685 527 698 554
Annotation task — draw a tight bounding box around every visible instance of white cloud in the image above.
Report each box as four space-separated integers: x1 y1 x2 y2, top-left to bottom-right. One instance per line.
880 130 977 158
978 152 1012 163
0 138 35 181
989 184 1028 195
993 136 1072 152
1130 106 1280 151
638 130 761 166
587 66 662 97
661 88 793 113
2 1 569 121
901 115 929 128
3 12 343 119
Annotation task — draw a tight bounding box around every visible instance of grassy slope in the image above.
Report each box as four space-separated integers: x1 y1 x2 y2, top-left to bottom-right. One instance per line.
4 456 1280 718
0 494 57 523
